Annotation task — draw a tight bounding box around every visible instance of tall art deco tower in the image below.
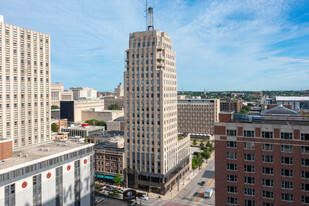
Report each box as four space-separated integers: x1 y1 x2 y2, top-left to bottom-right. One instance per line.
124 8 190 194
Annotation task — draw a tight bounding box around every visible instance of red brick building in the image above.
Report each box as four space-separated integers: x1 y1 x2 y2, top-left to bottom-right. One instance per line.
94 142 125 183
215 106 309 206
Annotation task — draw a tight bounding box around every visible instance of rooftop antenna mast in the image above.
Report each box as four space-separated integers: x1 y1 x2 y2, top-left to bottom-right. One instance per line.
147 7 154 31
145 0 148 30
145 0 154 31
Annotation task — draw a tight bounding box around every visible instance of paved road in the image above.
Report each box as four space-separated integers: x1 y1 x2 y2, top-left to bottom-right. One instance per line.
95 158 215 206
95 191 159 206
95 193 127 206
163 158 215 206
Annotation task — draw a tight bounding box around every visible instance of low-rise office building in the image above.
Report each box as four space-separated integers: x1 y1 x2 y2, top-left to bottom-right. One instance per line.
51 83 74 107
60 100 105 123
103 96 124 110
107 116 124 131
81 109 124 123
86 131 124 146
51 132 69 141
61 125 105 138
70 87 97 100
178 99 220 135
51 119 68 132
0 140 95 206
274 96 309 111
215 106 309 206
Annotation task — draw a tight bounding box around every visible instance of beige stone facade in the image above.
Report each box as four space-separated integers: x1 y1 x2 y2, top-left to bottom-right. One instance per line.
81 109 124 123
0 18 51 149
72 99 104 123
103 96 124 110
178 99 220 135
70 87 97 100
51 83 73 107
124 30 190 194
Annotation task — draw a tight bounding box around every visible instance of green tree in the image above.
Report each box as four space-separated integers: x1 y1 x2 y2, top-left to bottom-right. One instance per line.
51 105 60 109
51 123 59 132
193 138 197 146
113 173 122 186
200 141 205 149
85 119 106 128
192 156 199 170
108 104 120 110
203 149 211 160
206 141 214 151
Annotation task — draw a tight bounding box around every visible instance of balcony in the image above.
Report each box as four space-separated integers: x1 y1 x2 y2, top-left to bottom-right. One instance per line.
157 62 165 67
157 46 163 51
157 56 164 60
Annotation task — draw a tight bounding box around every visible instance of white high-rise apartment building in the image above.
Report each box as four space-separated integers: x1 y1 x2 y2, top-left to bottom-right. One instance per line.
0 16 51 149
124 30 190 194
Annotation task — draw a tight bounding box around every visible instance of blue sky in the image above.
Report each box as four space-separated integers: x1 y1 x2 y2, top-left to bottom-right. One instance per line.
1 0 309 91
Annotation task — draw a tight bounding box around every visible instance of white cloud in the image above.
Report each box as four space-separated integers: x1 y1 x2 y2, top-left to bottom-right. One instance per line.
1 0 308 91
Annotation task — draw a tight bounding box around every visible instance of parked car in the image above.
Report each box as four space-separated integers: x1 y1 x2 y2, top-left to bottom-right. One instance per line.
200 181 206 186
105 185 113 191
136 192 145 197
139 195 148 200
120 188 130 193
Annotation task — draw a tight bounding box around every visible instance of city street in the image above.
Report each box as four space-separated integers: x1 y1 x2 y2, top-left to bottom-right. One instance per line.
95 156 215 206
149 158 215 206
168 158 215 206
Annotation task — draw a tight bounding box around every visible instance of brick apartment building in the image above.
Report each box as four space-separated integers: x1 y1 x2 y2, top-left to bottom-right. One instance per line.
220 98 243 113
215 105 309 206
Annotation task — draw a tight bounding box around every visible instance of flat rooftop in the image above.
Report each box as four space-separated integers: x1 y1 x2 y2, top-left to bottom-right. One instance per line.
0 140 94 172
232 114 309 126
94 142 124 153
178 99 217 104
275 96 309 101
64 126 105 131
90 131 124 138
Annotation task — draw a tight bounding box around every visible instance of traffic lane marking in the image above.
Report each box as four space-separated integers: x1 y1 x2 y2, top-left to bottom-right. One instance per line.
195 178 215 202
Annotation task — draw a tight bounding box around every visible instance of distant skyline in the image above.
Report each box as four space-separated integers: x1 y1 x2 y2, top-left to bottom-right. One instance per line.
1 0 309 91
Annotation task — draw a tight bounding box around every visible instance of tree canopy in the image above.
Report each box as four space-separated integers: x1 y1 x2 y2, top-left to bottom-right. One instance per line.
85 119 106 127
108 104 120 110
51 105 60 109
113 173 122 185
51 123 59 132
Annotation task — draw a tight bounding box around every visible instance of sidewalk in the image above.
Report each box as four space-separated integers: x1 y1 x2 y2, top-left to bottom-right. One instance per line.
95 153 215 203
144 153 215 201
